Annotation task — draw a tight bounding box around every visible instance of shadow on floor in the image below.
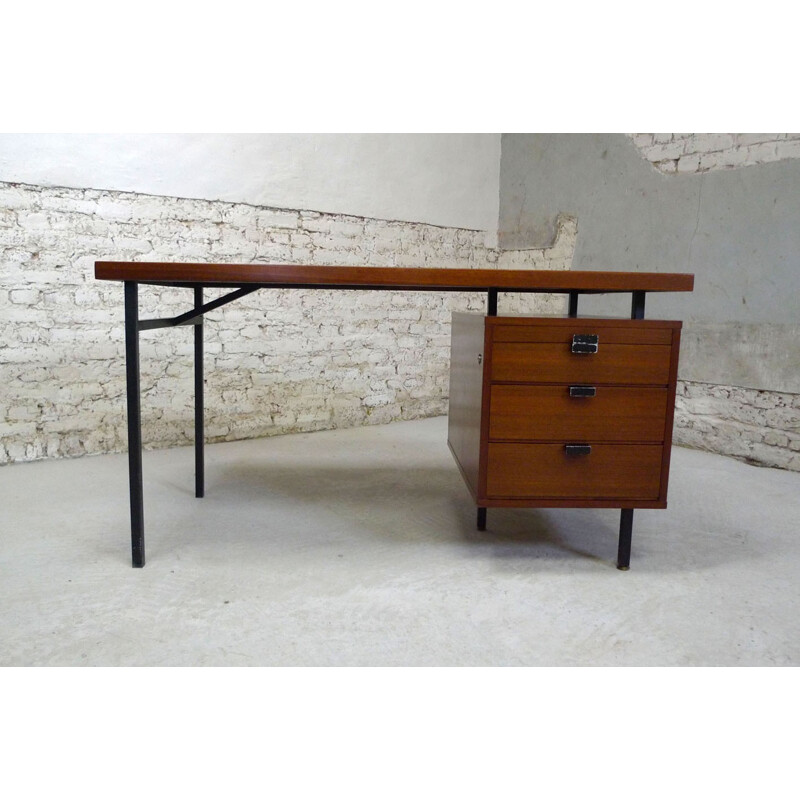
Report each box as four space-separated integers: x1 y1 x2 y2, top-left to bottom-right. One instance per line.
149 459 728 573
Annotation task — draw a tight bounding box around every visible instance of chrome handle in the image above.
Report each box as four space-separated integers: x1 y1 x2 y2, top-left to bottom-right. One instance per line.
571 334 598 354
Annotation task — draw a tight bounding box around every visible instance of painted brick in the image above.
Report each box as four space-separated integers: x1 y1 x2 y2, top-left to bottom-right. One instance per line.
0 180 575 465
648 141 685 160
736 133 780 146
690 133 735 153
675 381 799 471
10 288 41 304
677 154 702 173
775 140 800 159
631 132 800 174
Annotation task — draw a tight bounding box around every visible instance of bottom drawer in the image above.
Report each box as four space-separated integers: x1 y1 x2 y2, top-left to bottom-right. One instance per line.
486 443 663 500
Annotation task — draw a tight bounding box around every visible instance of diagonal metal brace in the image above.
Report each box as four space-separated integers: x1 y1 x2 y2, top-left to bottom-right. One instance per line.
138 286 260 331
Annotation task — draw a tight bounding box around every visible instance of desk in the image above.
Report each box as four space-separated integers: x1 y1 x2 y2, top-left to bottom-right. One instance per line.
94 263 694 567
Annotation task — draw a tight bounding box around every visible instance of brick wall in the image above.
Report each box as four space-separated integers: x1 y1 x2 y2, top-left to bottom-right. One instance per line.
675 382 800 471
630 133 800 174
0 181 575 464
5 171 798 473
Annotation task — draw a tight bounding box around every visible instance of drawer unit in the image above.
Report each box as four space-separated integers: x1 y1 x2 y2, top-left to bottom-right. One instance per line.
448 314 682 516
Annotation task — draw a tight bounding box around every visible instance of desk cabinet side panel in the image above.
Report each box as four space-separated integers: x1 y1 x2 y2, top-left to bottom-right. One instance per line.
448 313 488 500
657 324 683 504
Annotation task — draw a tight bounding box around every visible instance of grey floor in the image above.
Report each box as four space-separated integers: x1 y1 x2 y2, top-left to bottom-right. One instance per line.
2 416 799 666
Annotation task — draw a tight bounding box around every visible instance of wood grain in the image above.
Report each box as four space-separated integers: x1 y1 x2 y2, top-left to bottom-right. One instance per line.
95 262 694 293
488 385 669 442
657 326 682 503
490 342 673 385
492 323 675 345
448 314 684 509
486 443 664 500
447 313 489 499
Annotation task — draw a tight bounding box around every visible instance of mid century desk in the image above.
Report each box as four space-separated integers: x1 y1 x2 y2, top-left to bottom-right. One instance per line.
94 263 694 568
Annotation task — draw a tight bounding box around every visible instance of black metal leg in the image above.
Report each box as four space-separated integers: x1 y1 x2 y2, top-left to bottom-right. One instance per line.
631 291 646 320
568 291 578 317
477 507 487 531
617 508 633 570
194 286 204 499
124 282 145 568
487 289 498 316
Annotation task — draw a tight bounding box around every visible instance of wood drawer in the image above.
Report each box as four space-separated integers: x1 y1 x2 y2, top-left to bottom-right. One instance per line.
486 443 663 500
492 324 674 345
490 342 672 385
489 385 668 443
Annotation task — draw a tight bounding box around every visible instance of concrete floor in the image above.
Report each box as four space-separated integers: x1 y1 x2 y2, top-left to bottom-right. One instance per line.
2 416 799 666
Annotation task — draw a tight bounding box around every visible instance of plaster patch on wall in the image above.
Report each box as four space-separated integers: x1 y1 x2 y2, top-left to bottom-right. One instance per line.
496 214 577 314
0 182 575 465
629 133 800 174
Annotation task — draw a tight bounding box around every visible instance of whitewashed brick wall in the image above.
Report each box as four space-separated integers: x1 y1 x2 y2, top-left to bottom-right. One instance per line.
4 177 797 473
0 181 575 465
675 382 800 471
630 133 800 174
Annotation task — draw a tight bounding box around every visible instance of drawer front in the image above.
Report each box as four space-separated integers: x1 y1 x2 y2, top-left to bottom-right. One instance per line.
490 342 672 385
489 385 668 443
493 324 674 346
486 443 663 499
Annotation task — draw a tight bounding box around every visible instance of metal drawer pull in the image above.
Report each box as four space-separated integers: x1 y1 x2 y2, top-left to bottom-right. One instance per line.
571 334 599 354
569 385 596 398
565 444 592 456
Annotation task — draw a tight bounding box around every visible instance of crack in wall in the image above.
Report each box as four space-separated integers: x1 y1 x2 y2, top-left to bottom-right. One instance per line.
686 172 704 268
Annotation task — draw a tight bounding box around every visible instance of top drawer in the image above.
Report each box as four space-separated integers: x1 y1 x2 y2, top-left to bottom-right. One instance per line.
492 324 674 346
489 320 677 385
491 342 672 384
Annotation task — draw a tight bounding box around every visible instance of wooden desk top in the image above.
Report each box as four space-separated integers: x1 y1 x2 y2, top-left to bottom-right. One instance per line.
94 262 694 293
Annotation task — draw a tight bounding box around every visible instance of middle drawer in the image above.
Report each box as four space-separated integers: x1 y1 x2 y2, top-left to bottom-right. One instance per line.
489 384 668 442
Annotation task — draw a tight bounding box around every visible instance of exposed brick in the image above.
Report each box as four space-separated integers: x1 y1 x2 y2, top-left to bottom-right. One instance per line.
10 288 41 304
647 142 685 161
675 381 799 471
688 133 734 153
775 140 800 159
0 180 574 465
677 154 702 173
735 133 780 146
630 132 800 175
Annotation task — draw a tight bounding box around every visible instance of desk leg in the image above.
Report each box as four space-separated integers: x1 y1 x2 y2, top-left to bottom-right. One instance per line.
617 508 633 570
194 287 205 499
568 291 578 317
124 281 145 568
631 291 646 320
477 507 487 531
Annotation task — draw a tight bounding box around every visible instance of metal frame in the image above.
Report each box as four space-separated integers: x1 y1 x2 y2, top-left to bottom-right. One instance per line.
123 283 652 569
124 281 260 566
194 287 204 500
124 283 144 567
